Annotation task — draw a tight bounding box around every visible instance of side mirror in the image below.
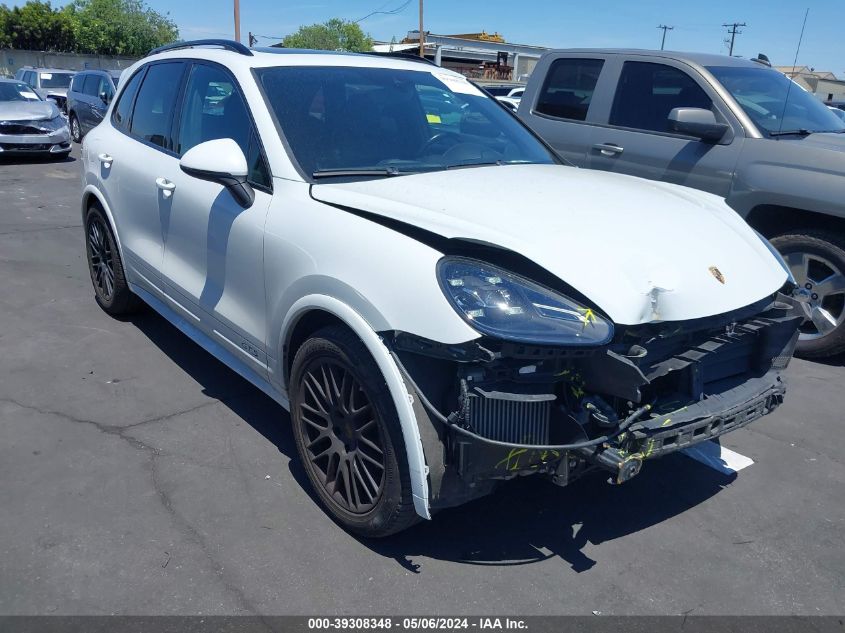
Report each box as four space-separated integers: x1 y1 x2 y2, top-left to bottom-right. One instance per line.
179 138 255 208
99 91 111 105
668 107 730 142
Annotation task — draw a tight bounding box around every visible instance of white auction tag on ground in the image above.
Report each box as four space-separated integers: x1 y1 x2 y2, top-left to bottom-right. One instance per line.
682 440 754 474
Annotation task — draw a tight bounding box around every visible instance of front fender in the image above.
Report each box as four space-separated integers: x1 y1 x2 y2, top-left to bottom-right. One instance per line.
279 294 432 520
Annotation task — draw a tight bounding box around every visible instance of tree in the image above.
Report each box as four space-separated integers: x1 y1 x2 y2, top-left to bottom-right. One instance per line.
1 1 75 52
282 18 373 52
67 0 178 56
0 0 178 56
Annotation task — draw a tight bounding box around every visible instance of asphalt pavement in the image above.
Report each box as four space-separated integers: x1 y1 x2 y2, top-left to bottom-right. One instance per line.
1 148 843 615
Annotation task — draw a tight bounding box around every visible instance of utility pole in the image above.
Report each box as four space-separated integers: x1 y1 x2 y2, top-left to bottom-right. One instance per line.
233 0 241 43
418 0 425 59
722 21 746 56
657 24 674 50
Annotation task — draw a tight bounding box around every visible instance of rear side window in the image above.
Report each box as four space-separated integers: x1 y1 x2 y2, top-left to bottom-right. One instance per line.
176 63 270 188
82 74 100 96
71 74 85 92
535 58 604 121
609 61 713 133
129 62 185 150
111 69 145 132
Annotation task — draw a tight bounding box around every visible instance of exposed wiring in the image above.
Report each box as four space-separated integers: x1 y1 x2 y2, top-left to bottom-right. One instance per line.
388 349 652 451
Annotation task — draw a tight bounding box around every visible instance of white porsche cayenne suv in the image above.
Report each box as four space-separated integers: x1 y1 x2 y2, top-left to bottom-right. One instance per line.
81 40 803 536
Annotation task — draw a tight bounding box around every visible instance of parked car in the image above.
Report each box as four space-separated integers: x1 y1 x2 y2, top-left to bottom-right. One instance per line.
0 78 71 158
829 106 845 123
480 83 524 97
495 95 520 111
14 67 75 112
518 49 845 357
81 41 801 536
67 69 122 142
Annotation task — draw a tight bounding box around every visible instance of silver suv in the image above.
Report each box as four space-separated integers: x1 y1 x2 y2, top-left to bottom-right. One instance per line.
518 50 845 357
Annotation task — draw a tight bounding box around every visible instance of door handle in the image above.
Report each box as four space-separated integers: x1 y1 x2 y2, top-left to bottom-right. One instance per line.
592 143 624 156
98 153 113 167
156 177 176 197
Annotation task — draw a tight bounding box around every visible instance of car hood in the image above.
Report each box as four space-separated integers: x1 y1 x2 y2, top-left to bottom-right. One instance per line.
311 164 787 325
0 100 60 122
778 131 845 153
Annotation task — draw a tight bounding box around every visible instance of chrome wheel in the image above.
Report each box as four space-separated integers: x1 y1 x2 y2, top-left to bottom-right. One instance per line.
87 216 115 301
70 116 81 143
784 251 845 341
297 359 385 514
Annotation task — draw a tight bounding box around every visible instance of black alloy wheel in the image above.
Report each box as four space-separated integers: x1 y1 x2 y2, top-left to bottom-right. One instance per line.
84 206 141 315
290 326 418 537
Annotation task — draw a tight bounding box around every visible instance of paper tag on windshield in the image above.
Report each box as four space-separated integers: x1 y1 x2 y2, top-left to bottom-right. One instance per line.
432 72 484 97
21 91 38 100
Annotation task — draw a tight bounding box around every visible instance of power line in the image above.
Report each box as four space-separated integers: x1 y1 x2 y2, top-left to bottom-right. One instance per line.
722 21 747 56
657 24 674 50
356 0 412 23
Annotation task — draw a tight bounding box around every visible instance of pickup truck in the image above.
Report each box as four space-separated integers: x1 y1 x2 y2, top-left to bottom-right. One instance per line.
517 49 845 358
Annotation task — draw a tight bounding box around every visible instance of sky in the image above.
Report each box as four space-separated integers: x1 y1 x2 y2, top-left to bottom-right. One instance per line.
13 0 845 74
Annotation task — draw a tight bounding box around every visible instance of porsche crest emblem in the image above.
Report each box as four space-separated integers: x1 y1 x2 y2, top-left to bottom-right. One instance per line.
709 266 726 284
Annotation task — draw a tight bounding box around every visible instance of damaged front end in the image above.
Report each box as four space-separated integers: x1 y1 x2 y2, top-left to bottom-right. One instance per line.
385 292 802 511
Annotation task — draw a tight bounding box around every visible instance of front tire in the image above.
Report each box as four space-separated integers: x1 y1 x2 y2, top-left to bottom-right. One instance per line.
772 230 845 358
290 326 419 537
84 206 141 315
69 114 82 143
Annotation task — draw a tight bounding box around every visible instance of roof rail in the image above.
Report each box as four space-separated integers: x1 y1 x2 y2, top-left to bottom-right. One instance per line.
364 51 438 67
146 39 253 58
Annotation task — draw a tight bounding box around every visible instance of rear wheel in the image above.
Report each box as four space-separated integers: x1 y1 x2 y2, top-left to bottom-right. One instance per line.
772 230 845 358
84 206 141 315
69 114 82 143
289 326 418 537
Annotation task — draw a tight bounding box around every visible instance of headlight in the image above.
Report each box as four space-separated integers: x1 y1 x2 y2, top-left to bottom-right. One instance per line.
437 257 613 345
755 231 795 284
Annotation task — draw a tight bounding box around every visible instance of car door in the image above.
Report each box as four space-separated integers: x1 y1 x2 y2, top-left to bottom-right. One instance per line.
89 74 113 131
80 74 101 132
105 61 187 296
161 61 273 373
586 58 744 197
518 54 613 166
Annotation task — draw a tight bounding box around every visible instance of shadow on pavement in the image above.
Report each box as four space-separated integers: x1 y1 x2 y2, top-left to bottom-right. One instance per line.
0 153 76 165
128 307 736 573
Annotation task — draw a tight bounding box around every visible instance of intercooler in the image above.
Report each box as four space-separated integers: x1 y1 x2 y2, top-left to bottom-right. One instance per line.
466 388 552 444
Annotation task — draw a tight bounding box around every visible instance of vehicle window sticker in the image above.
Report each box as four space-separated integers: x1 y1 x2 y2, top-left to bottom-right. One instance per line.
432 72 484 97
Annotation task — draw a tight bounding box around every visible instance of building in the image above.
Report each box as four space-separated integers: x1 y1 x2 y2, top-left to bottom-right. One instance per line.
373 31 550 83
776 65 845 102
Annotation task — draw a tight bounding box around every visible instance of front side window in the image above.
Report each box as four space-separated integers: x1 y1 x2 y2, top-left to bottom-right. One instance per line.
707 65 845 136
535 58 604 121
82 75 100 97
256 66 556 178
129 62 185 150
175 63 270 188
39 72 73 89
71 74 85 92
609 62 712 133
0 82 42 102
111 68 145 132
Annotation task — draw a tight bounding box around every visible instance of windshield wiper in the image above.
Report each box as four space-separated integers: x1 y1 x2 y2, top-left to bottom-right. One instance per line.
312 167 404 179
768 128 813 137
445 160 503 170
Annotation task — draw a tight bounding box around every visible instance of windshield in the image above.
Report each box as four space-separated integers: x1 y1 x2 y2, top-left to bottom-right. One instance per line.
708 65 845 135
39 72 73 89
0 82 42 102
256 66 556 178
